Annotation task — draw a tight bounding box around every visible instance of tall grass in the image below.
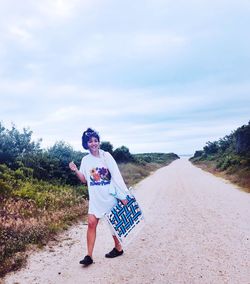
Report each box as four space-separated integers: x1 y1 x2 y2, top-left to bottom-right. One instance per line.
0 165 88 277
119 162 168 186
190 158 250 193
0 195 88 277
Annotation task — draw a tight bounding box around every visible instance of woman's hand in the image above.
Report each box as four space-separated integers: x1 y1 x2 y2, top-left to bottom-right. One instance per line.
121 199 128 205
69 161 78 172
69 161 87 184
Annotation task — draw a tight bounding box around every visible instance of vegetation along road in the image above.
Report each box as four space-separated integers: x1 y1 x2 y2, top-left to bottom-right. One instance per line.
3 158 250 284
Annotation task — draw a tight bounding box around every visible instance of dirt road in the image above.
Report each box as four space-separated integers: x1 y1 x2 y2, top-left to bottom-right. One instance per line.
3 158 250 284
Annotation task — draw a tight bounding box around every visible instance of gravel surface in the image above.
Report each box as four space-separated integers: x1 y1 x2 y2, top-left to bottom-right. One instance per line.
3 158 250 284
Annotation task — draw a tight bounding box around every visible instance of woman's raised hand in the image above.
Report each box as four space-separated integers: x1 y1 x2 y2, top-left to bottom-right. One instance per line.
69 161 78 172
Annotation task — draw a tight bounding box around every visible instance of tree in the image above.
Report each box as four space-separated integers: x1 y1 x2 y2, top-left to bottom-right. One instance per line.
0 123 41 168
46 141 83 184
100 141 113 154
235 123 250 155
218 135 233 152
113 146 134 163
203 141 219 155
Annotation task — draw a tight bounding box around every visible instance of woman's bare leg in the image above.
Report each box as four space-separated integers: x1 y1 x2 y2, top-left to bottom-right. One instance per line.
112 235 123 251
87 214 99 257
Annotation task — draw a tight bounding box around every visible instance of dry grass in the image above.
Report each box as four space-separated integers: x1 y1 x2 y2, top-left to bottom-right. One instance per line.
119 162 165 187
192 160 250 193
0 197 88 277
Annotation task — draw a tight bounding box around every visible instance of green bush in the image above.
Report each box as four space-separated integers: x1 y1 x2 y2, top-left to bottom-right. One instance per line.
220 156 232 170
14 181 86 210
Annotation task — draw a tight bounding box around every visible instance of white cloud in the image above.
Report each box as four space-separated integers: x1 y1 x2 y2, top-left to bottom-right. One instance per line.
66 30 189 69
42 0 77 18
8 25 31 40
0 79 36 95
133 33 188 55
35 0 95 21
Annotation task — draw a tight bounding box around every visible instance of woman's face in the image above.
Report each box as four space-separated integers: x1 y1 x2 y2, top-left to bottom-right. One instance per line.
87 136 100 154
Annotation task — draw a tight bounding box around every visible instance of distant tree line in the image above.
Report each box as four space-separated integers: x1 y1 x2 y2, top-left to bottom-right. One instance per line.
134 152 179 164
191 121 250 171
0 123 137 185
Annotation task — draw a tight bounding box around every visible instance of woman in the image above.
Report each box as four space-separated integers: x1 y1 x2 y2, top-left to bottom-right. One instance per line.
69 128 128 266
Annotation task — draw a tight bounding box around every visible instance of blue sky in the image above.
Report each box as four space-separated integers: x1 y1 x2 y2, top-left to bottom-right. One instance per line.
1 0 250 155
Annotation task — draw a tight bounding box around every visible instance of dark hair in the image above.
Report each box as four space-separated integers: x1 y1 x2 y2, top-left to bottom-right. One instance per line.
82 128 100 150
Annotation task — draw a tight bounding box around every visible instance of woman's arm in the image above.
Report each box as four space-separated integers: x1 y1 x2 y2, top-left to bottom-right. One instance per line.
69 161 87 184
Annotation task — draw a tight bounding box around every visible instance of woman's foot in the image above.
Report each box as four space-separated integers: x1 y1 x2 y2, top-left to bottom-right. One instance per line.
79 255 93 266
105 248 124 258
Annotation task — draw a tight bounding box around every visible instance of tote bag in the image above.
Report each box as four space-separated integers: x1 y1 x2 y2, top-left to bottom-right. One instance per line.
104 193 145 245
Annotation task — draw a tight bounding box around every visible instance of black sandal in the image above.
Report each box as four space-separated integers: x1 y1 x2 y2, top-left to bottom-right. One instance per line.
79 255 93 266
105 248 124 258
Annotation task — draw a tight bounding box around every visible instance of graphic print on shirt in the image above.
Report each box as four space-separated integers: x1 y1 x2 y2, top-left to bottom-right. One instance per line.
89 167 111 186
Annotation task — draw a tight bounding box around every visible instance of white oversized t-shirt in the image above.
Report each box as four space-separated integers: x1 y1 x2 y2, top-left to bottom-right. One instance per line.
79 150 128 218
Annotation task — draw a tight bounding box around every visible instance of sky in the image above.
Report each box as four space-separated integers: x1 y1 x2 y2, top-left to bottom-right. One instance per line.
1 0 250 155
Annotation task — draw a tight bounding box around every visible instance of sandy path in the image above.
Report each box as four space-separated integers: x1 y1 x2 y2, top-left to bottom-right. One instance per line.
3 158 250 284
